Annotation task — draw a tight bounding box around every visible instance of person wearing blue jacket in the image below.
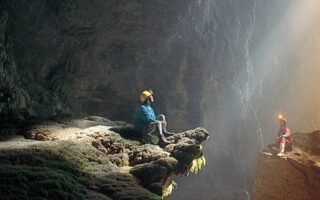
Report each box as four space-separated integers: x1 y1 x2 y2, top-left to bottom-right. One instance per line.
134 90 173 145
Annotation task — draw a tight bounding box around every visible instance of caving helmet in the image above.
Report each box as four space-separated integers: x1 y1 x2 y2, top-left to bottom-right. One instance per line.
140 89 153 102
278 114 287 125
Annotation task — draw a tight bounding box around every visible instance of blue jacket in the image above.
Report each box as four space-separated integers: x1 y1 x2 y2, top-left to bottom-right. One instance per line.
134 103 157 132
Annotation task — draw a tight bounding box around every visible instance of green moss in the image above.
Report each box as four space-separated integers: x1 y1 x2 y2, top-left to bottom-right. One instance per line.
141 134 159 145
162 180 177 199
148 194 162 200
0 164 87 199
0 152 87 200
185 155 206 176
0 151 79 173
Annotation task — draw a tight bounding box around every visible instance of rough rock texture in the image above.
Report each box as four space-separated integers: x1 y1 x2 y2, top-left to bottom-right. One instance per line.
0 116 209 200
2 1 320 200
0 10 70 124
0 0 217 130
253 131 320 200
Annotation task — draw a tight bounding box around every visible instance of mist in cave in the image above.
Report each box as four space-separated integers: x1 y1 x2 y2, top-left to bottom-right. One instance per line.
1 0 320 199
171 0 320 199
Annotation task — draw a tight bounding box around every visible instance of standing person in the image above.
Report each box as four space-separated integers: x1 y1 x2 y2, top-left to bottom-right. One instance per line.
268 114 292 156
134 90 173 145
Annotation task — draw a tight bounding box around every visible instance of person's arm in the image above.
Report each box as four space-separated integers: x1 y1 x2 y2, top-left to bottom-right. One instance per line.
141 106 156 123
280 128 291 138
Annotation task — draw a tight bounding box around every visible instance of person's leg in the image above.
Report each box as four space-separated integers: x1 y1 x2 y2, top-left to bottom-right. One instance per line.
155 121 170 144
157 114 174 136
277 138 286 156
142 123 157 136
154 121 164 137
151 121 170 144
157 114 165 122
142 122 170 145
285 141 293 151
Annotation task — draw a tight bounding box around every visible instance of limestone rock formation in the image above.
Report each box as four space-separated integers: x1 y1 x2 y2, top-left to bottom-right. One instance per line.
0 116 209 200
253 131 320 200
3 1 320 199
0 0 218 130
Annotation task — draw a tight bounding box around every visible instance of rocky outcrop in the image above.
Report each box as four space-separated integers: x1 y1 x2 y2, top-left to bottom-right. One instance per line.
2 1 320 199
253 131 320 200
0 116 209 199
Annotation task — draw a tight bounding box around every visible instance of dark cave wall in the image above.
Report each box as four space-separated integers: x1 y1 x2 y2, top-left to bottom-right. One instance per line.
2 1 320 200
0 0 215 130
0 10 69 121
1 0 259 199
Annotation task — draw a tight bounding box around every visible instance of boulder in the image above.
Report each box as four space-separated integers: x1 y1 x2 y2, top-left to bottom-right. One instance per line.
253 131 320 200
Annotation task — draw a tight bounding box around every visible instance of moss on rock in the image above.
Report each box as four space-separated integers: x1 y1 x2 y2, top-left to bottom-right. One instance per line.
0 117 209 199
0 152 87 200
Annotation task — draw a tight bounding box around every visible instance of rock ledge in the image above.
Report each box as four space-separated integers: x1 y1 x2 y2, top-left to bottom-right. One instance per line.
0 116 209 200
253 130 320 200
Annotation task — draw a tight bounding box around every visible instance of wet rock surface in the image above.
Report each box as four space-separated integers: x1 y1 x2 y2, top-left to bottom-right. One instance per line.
254 131 320 200
0 116 209 200
2 1 320 199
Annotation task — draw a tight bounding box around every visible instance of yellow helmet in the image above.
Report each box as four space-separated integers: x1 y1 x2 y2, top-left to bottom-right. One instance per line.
278 114 287 123
139 89 153 102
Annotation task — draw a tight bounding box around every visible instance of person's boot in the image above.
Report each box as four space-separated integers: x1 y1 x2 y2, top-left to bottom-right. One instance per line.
159 136 171 146
276 143 285 157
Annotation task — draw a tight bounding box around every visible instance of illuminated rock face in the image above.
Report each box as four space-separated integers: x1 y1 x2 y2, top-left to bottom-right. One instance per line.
253 131 320 200
0 117 209 199
2 1 320 199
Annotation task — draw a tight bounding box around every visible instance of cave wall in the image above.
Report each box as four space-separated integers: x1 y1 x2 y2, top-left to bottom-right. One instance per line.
1 0 320 200
0 0 216 130
0 10 69 122
0 1 258 198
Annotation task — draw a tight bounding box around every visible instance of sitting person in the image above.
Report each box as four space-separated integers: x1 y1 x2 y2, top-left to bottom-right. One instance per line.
268 114 292 156
134 90 173 145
